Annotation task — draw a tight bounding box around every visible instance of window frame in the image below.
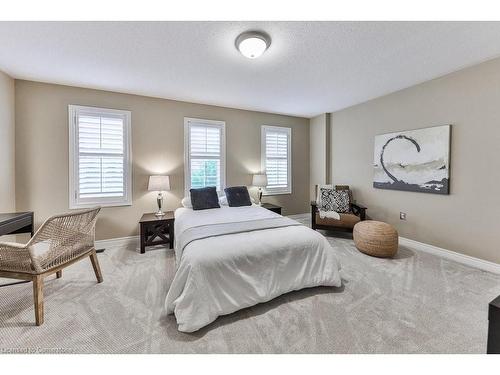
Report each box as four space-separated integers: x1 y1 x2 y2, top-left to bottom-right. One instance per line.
261 125 292 195
184 117 226 194
68 105 132 209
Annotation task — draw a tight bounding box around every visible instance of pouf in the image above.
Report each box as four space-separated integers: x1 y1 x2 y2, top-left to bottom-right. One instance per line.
353 220 398 258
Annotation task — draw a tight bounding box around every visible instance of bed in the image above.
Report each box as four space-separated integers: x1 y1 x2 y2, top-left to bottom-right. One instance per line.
165 204 342 332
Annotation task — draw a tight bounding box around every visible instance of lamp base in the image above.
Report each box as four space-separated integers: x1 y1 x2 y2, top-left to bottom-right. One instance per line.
155 192 165 216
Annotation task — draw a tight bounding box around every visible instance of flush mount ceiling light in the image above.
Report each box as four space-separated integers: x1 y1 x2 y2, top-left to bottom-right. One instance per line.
235 31 271 59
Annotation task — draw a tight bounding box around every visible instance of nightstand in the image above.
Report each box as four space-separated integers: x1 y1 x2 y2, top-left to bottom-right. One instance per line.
260 203 282 215
139 212 174 254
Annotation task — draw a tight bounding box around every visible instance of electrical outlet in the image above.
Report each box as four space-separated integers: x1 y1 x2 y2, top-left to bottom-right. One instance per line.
400 212 407 220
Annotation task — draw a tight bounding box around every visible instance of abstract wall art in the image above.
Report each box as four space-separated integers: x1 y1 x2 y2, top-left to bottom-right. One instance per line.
373 125 451 195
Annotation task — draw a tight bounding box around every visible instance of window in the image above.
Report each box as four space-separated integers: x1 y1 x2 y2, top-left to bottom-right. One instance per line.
69 105 132 208
261 125 292 195
184 117 226 193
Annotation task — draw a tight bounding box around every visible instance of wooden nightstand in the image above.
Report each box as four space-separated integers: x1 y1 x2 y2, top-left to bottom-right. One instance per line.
260 203 282 215
139 212 174 254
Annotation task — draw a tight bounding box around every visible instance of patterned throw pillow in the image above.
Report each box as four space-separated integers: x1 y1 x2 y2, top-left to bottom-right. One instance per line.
320 188 350 213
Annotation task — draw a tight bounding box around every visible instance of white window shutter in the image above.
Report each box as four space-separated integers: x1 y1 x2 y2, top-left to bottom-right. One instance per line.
262 126 292 195
78 114 125 198
69 105 132 208
184 118 225 193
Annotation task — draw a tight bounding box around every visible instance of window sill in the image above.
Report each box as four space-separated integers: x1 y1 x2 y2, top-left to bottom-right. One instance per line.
263 190 292 196
69 201 132 210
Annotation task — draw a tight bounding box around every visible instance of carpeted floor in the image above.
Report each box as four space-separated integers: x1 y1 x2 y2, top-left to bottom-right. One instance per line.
1 214 499 353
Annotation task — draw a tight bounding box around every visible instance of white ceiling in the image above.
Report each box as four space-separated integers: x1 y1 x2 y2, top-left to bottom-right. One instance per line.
1 21 500 118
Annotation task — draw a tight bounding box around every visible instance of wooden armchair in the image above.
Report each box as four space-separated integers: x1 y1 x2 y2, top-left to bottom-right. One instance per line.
311 185 367 233
0 207 102 325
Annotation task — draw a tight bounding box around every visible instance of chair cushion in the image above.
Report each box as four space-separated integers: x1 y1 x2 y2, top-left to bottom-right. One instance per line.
29 240 52 258
190 186 221 210
315 212 360 229
224 186 252 207
320 188 350 213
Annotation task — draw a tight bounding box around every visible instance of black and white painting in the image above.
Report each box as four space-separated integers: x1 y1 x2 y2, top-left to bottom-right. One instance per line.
373 125 451 195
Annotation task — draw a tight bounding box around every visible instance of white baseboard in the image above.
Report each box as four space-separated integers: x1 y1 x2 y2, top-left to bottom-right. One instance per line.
399 236 500 275
93 212 311 250
95 235 139 250
94 224 500 275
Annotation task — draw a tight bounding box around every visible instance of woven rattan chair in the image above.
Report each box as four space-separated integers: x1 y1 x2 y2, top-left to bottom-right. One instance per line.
0 207 102 325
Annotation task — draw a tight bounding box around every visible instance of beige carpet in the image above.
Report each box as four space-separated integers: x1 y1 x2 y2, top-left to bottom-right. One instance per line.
1 215 499 353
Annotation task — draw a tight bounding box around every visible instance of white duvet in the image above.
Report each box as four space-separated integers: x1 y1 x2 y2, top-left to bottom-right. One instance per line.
165 205 342 332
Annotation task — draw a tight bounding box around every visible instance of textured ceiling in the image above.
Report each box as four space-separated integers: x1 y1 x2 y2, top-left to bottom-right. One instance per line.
1 21 500 117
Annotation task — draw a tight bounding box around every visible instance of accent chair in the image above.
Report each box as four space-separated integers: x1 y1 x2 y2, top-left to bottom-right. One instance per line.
311 185 367 233
0 207 102 325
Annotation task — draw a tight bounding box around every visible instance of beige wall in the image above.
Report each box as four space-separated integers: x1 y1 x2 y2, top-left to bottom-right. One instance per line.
0 71 15 213
15 80 310 240
309 114 327 200
309 113 332 200
329 57 500 264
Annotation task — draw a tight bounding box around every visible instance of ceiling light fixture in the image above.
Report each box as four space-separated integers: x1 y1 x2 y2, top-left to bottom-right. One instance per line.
235 31 271 59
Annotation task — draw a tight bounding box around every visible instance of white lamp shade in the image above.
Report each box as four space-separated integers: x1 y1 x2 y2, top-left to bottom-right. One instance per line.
148 175 170 191
252 174 268 187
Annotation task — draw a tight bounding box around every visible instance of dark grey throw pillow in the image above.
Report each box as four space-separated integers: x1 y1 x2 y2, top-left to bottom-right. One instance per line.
190 186 220 210
224 186 252 207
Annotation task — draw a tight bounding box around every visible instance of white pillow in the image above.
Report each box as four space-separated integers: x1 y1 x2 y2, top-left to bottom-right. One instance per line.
181 196 193 208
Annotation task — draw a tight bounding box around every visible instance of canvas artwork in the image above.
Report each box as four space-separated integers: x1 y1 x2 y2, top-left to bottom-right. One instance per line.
373 125 451 195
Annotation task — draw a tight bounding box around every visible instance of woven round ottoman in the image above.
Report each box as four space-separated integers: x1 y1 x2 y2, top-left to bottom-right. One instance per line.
353 220 398 258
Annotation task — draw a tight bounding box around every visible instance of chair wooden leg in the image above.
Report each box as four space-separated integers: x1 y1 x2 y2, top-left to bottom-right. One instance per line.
56 270 62 279
89 250 103 283
33 275 44 326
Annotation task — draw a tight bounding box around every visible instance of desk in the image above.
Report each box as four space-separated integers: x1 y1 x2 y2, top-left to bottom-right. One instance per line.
0 212 34 287
0 212 34 237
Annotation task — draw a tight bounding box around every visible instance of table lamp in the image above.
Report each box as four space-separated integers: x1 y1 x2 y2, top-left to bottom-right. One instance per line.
252 174 268 206
148 175 170 216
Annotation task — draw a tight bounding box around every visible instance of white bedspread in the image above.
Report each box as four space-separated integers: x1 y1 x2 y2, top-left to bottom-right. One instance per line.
165 205 342 332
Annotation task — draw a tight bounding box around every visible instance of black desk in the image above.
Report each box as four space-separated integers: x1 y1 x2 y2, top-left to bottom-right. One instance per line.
0 212 34 237
488 295 500 353
0 212 34 287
